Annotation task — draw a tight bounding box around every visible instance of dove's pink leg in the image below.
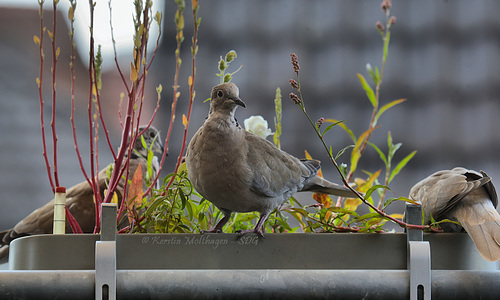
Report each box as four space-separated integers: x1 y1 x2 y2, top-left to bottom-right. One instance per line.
236 212 269 237
201 210 231 233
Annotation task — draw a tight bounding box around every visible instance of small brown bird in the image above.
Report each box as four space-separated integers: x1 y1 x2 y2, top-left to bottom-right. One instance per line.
0 125 163 262
185 82 357 236
410 167 500 261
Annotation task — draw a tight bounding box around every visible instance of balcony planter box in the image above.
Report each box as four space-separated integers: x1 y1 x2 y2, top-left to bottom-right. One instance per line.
9 232 496 271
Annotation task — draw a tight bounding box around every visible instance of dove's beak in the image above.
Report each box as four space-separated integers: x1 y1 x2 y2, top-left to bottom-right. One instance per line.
232 97 246 108
153 138 165 156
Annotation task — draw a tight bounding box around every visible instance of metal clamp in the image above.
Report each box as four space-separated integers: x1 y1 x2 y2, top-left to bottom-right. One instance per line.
95 203 117 300
405 203 431 300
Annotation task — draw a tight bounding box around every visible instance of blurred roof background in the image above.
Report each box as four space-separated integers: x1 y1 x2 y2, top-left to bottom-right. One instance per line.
1 0 499 235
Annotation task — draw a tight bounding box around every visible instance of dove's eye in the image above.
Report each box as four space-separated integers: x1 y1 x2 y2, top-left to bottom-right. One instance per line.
217 90 223 98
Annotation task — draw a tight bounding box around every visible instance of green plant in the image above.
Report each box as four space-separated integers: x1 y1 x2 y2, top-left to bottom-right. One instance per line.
285 2 438 233
129 0 451 235
216 50 242 84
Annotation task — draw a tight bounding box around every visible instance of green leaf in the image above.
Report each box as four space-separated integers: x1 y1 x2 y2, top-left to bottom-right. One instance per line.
366 63 378 85
325 119 355 143
382 196 418 210
383 31 391 62
373 98 406 126
388 150 417 183
335 145 354 160
321 119 344 137
356 212 381 222
179 188 187 209
368 142 387 166
286 207 308 217
364 184 392 201
327 206 360 218
340 163 348 178
144 196 166 216
356 73 377 108
434 219 461 226
185 200 194 219
350 126 377 174
388 142 402 161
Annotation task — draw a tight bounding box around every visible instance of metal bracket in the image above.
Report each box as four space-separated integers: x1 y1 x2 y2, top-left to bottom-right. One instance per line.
405 203 431 300
95 203 117 300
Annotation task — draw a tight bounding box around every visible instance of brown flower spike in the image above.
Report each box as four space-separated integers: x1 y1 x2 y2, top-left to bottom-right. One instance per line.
290 53 300 74
289 79 299 89
289 92 301 104
381 0 391 13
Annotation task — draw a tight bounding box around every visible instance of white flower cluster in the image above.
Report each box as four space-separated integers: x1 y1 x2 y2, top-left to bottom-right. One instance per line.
244 115 273 139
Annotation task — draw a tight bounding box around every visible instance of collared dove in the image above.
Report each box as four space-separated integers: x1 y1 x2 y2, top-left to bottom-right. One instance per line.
186 82 357 236
410 167 500 261
0 125 163 262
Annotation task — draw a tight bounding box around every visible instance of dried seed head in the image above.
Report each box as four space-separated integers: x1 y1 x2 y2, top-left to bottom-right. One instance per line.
376 21 385 33
381 0 391 13
290 53 300 74
317 117 325 127
390 16 397 25
289 79 299 89
289 92 301 104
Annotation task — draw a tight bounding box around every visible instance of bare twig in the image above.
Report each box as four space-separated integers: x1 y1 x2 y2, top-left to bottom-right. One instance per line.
36 1 55 193
165 0 199 191
290 53 432 232
50 0 60 188
146 0 183 196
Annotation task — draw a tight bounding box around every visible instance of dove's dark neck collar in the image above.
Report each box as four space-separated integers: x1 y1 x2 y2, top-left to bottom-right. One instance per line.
208 107 241 127
127 149 148 160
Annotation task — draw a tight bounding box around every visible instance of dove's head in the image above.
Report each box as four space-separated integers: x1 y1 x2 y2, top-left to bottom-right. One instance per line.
209 82 246 115
133 125 164 158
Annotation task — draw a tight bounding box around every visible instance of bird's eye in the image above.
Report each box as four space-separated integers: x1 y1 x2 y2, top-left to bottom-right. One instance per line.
149 131 156 138
217 90 223 98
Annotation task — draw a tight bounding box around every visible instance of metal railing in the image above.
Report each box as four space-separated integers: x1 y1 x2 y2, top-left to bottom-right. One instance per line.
0 203 498 299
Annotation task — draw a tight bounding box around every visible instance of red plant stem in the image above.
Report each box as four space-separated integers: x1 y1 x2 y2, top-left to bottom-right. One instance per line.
65 206 83 233
70 23 90 186
92 63 116 161
111 5 152 209
105 95 134 207
144 11 182 196
104 1 143 227
143 96 162 197
86 0 102 233
114 27 150 222
50 0 60 188
108 1 130 95
165 3 199 192
293 70 433 232
37 2 55 194
61 1 84 234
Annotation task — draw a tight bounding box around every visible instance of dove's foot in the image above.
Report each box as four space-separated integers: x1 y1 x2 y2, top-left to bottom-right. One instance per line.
236 229 264 238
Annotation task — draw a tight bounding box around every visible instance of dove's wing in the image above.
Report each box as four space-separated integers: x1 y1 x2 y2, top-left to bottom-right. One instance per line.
244 133 314 198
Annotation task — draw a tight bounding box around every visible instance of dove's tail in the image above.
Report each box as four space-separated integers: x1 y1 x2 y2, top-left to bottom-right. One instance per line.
302 176 358 198
455 200 500 262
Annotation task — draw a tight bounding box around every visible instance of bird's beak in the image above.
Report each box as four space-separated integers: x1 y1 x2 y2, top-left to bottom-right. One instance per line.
232 97 246 108
153 139 165 156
